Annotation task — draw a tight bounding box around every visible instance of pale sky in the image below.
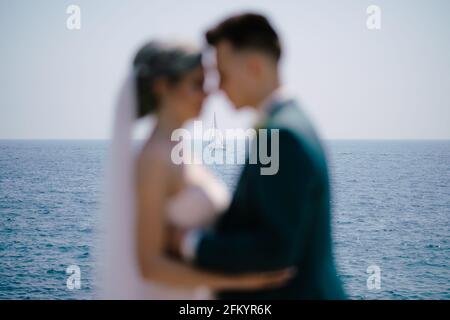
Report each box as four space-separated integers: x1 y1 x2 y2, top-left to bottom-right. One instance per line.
1 0 449 140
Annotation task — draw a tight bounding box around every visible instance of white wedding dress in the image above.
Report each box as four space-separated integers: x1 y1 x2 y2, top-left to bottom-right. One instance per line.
98 73 230 299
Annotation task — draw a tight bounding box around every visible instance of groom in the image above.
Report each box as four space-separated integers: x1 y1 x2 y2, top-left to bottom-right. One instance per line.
171 13 346 299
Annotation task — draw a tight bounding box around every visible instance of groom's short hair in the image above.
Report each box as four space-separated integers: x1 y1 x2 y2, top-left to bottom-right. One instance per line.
206 13 281 62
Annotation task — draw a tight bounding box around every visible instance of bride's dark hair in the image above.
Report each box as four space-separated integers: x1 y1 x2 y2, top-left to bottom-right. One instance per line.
133 41 203 118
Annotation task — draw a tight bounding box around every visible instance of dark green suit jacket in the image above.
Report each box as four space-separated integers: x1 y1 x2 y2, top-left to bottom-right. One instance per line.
194 98 346 299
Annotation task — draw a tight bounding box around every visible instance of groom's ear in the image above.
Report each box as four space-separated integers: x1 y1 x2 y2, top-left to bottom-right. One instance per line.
246 53 263 77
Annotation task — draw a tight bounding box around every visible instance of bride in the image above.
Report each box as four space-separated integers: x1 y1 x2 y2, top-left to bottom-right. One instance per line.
98 40 292 299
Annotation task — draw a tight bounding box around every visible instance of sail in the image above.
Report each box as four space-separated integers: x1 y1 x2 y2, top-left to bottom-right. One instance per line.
213 113 218 131
209 112 225 149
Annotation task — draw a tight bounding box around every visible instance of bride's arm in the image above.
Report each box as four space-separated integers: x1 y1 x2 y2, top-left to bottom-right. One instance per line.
135 151 293 291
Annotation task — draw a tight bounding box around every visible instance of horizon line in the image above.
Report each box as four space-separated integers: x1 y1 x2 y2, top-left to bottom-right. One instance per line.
1 138 450 141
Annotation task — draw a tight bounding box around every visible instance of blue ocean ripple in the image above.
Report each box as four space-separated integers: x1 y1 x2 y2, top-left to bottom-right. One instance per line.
0 139 449 299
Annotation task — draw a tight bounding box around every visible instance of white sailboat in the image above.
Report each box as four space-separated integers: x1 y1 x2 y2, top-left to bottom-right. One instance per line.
208 112 225 150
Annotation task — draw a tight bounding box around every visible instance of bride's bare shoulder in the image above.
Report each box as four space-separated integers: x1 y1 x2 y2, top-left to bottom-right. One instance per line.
135 139 178 179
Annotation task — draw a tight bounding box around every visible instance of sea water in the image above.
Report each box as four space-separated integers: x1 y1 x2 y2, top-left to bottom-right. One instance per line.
0 140 448 299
